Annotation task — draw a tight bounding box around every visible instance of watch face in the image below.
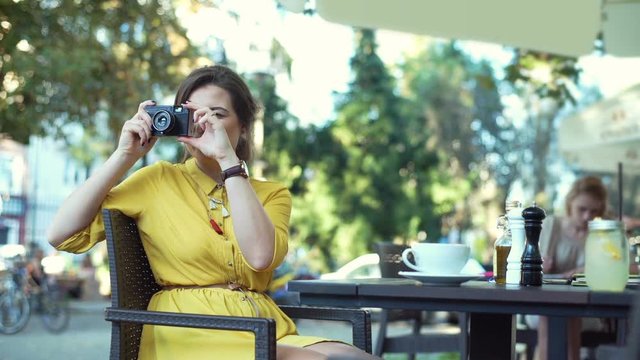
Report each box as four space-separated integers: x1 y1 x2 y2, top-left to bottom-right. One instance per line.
241 160 250 178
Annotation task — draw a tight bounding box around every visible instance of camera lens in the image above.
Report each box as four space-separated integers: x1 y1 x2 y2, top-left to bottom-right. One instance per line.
152 110 174 132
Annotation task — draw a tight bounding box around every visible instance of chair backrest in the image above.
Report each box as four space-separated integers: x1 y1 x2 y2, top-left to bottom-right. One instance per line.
373 242 411 278
103 209 161 360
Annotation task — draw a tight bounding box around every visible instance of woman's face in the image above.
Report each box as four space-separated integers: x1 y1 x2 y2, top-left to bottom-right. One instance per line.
188 84 243 149
568 193 603 229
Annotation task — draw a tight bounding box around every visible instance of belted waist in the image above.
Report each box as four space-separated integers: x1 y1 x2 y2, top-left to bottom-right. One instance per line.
162 282 254 292
161 282 262 317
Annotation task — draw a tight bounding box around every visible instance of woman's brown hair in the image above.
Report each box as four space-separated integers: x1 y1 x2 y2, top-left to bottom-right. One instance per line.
174 65 258 162
564 176 608 216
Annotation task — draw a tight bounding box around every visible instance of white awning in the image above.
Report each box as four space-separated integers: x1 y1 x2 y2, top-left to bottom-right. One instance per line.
558 84 640 173
279 0 640 57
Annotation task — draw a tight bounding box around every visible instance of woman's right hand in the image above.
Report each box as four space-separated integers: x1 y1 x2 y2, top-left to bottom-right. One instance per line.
116 100 159 159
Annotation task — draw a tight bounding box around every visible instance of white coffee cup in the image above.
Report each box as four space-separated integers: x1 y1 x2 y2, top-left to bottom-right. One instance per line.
401 243 470 275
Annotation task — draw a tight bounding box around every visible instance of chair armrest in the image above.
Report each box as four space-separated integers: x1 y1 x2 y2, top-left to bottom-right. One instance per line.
279 305 372 353
105 307 276 360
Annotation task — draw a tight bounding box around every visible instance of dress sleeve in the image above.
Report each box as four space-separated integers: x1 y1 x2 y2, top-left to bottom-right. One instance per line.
245 184 292 273
54 163 162 254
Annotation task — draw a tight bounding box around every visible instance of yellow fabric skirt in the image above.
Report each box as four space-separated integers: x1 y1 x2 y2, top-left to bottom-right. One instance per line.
138 288 332 360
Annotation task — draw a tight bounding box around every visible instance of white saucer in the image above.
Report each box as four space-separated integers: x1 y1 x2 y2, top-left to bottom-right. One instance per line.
398 271 483 286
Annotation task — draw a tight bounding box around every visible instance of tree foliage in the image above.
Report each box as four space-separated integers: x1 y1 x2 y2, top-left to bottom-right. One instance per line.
401 42 506 236
246 72 314 195
296 29 442 266
0 0 200 149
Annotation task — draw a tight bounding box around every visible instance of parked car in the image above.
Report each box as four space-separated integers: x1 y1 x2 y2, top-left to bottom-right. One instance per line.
320 253 381 280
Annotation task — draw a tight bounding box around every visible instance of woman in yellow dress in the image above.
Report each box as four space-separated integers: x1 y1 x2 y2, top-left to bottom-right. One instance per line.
47 65 378 360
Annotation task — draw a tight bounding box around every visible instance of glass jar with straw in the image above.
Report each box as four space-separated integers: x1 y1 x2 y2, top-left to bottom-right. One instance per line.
585 219 629 292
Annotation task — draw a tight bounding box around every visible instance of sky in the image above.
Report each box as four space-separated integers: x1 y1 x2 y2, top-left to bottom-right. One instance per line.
179 0 640 127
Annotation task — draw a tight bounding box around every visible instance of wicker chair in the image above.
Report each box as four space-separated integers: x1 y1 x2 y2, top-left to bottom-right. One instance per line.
103 209 371 360
373 243 467 359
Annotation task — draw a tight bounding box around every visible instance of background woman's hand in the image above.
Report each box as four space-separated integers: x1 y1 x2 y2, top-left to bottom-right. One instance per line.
116 100 158 159
562 267 584 279
623 216 640 232
542 256 553 273
178 102 237 163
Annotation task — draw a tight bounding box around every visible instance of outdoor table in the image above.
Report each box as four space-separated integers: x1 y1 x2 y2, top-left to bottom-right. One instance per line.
288 278 637 360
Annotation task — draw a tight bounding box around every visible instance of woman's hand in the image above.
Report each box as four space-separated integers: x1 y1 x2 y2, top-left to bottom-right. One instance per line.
48 100 158 246
116 100 158 159
562 267 584 279
623 216 640 231
542 256 554 273
178 102 238 164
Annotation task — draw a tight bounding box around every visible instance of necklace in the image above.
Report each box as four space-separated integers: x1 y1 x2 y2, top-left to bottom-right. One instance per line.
179 168 229 235
209 197 230 218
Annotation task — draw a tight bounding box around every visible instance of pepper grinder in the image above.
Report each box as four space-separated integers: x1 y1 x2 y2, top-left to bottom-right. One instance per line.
506 205 525 285
521 204 546 286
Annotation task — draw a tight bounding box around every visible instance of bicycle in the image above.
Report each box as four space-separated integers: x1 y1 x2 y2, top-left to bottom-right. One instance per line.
0 245 70 334
0 247 30 334
27 272 70 333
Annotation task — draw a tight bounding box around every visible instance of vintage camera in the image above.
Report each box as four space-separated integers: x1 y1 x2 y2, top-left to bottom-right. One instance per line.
147 105 197 137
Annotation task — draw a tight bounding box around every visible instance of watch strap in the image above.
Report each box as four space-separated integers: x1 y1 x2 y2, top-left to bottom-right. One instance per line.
221 161 248 182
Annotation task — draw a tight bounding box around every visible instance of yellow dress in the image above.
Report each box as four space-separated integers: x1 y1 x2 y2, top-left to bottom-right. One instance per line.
55 158 331 359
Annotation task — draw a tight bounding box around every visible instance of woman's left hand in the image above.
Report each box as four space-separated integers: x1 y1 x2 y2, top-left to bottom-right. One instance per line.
562 266 584 279
178 102 237 163
623 216 640 231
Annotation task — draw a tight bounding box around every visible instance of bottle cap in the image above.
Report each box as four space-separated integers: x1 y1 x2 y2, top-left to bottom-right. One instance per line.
496 215 507 229
588 218 623 230
505 200 522 212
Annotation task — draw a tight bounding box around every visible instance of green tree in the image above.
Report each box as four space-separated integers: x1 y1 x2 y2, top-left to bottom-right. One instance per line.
246 71 314 195
0 0 199 153
401 42 507 237
304 29 441 266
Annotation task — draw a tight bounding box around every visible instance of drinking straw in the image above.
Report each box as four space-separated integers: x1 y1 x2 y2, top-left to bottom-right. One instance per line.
619 162 623 222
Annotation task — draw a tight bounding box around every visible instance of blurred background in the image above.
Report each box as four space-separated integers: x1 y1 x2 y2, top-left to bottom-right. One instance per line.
1 0 640 325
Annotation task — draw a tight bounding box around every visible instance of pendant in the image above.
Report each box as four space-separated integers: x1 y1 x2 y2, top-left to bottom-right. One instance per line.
209 219 224 235
209 198 217 210
211 197 228 217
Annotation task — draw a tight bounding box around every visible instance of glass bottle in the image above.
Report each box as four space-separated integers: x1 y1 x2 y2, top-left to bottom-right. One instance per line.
505 200 522 214
493 216 511 285
585 219 629 292
494 200 521 285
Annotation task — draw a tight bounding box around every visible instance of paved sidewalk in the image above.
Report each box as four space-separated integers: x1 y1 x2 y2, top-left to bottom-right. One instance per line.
68 299 112 313
0 300 459 360
0 300 112 360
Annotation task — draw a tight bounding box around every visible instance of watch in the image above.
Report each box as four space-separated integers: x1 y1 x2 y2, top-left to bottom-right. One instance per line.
221 160 249 182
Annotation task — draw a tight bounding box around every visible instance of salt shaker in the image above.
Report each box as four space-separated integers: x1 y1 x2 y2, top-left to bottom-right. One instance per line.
506 205 525 285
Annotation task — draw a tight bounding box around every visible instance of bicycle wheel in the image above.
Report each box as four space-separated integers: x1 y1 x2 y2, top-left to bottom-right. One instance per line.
39 288 70 333
0 287 31 334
